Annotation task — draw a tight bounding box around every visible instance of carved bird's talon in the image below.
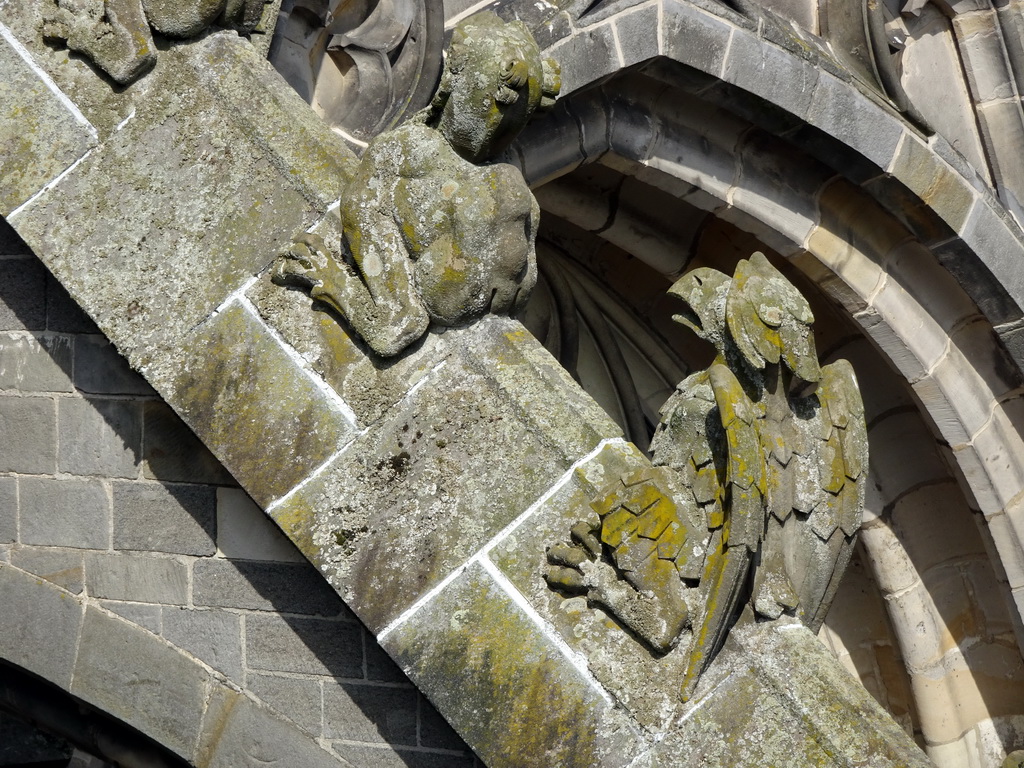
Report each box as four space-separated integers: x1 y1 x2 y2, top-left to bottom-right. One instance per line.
570 522 602 557
547 543 589 568
544 565 586 592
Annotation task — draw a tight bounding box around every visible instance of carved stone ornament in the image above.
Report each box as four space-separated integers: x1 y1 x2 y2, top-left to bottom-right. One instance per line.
273 12 561 357
545 253 869 701
42 0 276 84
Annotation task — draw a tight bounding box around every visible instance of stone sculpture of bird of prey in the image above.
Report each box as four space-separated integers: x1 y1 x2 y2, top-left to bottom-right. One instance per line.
546 252 868 701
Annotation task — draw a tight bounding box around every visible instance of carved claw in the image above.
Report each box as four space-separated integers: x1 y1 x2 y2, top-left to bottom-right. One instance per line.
544 542 591 593
272 233 331 291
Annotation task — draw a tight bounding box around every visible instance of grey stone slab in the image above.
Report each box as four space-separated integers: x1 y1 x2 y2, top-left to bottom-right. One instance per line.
57 397 141 478
99 600 162 635
935 237 1022 326
961 202 1024 322
85 552 188 604
7 37 327 375
197 688 343 768
661 0 740 80
18 477 109 549
382 561 644 768
247 672 323 737
0 563 84 687
71 607 208 760
0 332 72 393
366 632 410 684
169 301 355 508
162 606 243 681
0 30 96 217
613 4 659 68
112 481 216 556
722 34 819 121
142 401 234 486
0 258 47 331
215 487 303 563
0 396 56 473
0 476 15 544
806 72 904 171
323 682 418 744
888 135 977 235
549 22 619 95
193 558 347 616
245 614 363 678
73 335 154 396
269 346 575 632
45 273 99 334
10 546 85 593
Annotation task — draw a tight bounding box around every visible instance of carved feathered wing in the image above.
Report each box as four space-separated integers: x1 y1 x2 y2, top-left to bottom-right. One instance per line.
680 363 766 700
765 359 868 632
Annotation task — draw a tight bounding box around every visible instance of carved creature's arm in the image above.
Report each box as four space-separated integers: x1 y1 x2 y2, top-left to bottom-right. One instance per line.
43 0 156 84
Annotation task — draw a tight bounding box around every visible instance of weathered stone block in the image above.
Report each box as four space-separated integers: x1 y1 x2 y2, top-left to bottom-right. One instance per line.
162 606 242 680
142 401 234 486
548 22 619 95
169 301 354 508
57 397 141 478
660 0 734 78
382 561 643 768
215 487 302 562
806 72 904 171
269 350 574 632
246 673 323 737
723 36 819 122
245 614 363 678
0 30 97 217
888 135 978 234
0 332 73 392
0 476 15 544
10 546 85 593
71 607 208 760
0 563 84 687
112 481 216 556
7 36 327 373
960 198 1024 321
366 631 410 683
192 559 347 616
322 682 418 744
73 335 154 395
0 258 47 331
85 552 188 604
196 688 343 768
613 4 660 68
0 396 56 473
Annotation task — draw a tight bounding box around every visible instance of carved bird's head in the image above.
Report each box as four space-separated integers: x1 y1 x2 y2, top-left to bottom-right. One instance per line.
667 266 732 353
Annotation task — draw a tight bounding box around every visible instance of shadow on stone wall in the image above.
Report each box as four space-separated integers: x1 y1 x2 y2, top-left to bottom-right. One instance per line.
0 218 477 767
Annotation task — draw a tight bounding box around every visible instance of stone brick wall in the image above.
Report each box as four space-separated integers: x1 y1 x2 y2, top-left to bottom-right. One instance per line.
0 219 478 767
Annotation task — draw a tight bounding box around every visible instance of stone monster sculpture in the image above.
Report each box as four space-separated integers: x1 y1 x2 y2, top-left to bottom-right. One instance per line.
43 0 272 84
274 12 560 357
546 253 868 701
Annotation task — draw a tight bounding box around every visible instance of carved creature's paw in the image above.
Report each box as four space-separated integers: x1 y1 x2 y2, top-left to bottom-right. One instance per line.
272 233 330 291
41 2 74 41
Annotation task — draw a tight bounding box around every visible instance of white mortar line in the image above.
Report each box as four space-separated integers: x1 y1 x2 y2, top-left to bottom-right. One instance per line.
265 428 366 514
7 148 95 221
237 294 359 427
479 555 616 706
480 437 623 556
113 107 137 132
677 671 735 723
331 125 368 149
212 275 260 317
379 437 624 640
0 22 96 139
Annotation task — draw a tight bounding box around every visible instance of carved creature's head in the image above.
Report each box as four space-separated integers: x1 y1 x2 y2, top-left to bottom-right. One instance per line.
667 267 732 352
426 12 560 162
